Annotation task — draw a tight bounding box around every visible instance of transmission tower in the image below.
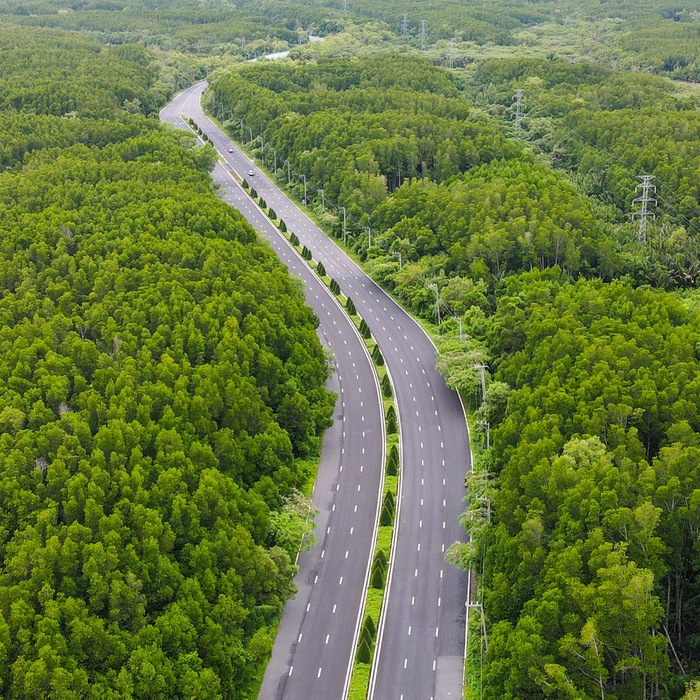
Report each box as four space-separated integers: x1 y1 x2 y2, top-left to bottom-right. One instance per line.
513 88 525 133
343 0 348 12
448 37 455 68
632 175 657 243
401 14 409 37
419 20 427 50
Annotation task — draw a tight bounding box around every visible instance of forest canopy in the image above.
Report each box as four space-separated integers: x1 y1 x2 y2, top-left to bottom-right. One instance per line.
0 26 334 699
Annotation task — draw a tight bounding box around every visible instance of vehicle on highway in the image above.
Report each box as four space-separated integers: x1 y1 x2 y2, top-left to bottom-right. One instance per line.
228 148 234 153
247 169 255 176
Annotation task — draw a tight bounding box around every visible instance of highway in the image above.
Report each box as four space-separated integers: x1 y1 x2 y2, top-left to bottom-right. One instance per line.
161 82 471 700
161 85 386 700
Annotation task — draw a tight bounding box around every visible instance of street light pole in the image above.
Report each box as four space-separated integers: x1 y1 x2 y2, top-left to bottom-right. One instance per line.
391 250 403 268
319 189 325 210
303 174 307 204
247 126 253 144
428 283 441 325
342 207 347 246
366 226 372 248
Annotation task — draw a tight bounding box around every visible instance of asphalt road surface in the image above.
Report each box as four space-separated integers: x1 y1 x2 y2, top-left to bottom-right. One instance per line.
161 83 470 700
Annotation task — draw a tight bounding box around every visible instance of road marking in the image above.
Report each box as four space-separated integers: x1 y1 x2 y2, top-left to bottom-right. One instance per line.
298 633 303 643
408 626 412 636
321 550 325 558
339 576 343 585
317 668 322 678
345 550 349 559
307 603 311 612
412 596 415 605
332 604 337 613
404 659 408 669
325 634 330 645
438 597 441 607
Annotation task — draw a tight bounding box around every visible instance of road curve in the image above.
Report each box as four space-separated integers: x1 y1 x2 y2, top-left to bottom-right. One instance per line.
162 82 471 700
161 85 386 700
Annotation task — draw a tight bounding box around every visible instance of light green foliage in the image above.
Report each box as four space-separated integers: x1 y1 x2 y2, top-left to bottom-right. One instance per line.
268 490 319 559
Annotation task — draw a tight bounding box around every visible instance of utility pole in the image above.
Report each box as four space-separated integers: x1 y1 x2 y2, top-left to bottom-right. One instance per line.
419 20 427 50
303 174 307 204
392 250 403 268
448 37 455 69
428 283 441 325
319 189 325 210
286 160 291 182
247 126 253 144
342 207 347 246
272 147 277 174
513 88 525 133
365 226 372 248
401 14 409 37
474 364 487 405
632 174 657 243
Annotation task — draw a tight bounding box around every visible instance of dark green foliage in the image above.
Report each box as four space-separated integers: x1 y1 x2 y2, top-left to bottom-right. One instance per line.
317 261 326 277
329 278 341 295
259 197 267 208
386 405 398 434
279 219 288 233
301 245 313 261
356 637 372 664
242 178 249 189
289 231 299 246
381 372 393 398
359 318 371 339
372 344 384 366
346 297 356 315
361 614 376 641
379 490 396 528
386 444 399 475
269 208 277 220
370 549 388 589
250 187 258 199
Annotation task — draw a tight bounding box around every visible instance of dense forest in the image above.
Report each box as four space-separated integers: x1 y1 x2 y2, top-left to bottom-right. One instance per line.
214 51 700 697
0 26 334 699
1 0 700 696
